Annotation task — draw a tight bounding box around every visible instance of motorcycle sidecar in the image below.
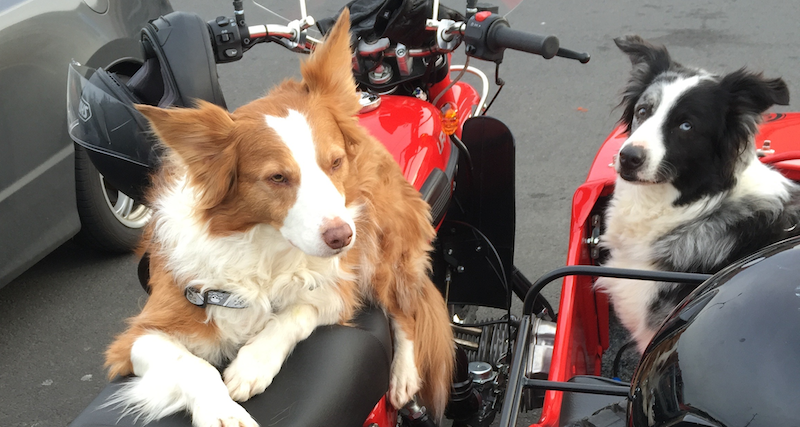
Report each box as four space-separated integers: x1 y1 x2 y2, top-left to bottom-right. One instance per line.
520 113 800 427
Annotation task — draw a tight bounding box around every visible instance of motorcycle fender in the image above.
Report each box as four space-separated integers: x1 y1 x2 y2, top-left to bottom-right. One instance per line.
431 116 515 309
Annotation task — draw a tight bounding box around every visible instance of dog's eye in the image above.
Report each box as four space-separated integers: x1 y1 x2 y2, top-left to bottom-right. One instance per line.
332 158 343 170
270 174 287 183
679 122 692 131
636 106 648 119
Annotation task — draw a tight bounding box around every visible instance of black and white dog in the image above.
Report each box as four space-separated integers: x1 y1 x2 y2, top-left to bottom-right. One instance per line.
597 35 800 352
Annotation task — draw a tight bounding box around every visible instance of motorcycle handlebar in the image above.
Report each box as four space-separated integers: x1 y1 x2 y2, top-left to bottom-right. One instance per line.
489 24 559 59
235 14 589 65
462 13 588 63
247 24 289 40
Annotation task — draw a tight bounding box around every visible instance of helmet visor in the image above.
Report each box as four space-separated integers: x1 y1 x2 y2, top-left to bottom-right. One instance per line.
67 62 153 168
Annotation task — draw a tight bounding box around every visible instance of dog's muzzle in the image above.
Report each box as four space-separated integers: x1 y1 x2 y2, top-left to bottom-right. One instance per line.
618 144 647 181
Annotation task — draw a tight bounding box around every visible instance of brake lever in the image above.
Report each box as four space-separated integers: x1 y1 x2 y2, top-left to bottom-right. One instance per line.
556 47 591 64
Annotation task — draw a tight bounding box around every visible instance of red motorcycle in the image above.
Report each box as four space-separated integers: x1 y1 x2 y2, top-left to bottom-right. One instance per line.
66 1 800 426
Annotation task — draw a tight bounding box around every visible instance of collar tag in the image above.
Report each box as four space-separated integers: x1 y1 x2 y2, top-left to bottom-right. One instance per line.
184 287 248 309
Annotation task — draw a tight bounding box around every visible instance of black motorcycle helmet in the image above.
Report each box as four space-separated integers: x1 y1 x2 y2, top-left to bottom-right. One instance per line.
628 236 800 427
67 11 226 203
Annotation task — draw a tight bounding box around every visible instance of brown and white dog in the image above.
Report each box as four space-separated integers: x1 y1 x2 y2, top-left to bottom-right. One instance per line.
104 10 454 427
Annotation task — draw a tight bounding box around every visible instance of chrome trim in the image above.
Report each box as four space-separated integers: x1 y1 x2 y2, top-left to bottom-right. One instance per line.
450 65 490 115
358 91 381 114
524 317 557 379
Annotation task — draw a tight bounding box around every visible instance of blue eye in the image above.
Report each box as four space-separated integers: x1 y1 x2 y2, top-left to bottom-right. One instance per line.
679 122 692 131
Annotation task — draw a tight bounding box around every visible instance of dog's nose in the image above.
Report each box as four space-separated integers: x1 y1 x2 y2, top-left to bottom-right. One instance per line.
619 145 647 171
322 219 353 250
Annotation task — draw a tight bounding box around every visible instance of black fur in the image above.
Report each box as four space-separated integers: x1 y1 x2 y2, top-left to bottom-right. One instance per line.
614 35 690 135
645 192 800 330
614 35 790 206
652 194 800 274
645 282 695 331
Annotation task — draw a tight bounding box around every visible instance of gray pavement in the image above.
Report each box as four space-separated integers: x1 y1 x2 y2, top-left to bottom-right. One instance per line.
1 0 799 426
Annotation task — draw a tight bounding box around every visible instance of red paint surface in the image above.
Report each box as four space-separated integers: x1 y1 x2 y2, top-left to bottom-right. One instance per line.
362 397 396 427
357 82 479 191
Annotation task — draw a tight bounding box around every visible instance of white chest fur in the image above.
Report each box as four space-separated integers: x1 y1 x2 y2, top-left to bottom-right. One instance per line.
151 178 349 364
602 181 718 269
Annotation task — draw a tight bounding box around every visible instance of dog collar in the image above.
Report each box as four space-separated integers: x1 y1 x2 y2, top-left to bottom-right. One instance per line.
184 287 248 309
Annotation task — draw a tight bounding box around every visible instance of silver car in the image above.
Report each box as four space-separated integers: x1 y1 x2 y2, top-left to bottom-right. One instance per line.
0 0 173 287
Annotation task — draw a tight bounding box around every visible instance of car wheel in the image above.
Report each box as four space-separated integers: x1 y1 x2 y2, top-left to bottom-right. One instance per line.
74 144 151 252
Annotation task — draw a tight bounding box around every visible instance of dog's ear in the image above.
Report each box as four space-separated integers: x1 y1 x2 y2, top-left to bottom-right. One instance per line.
300 8 360 117
718 69 789 157
722 69 790 114
614 35 672 72
614 35 674 133
137 101 237 209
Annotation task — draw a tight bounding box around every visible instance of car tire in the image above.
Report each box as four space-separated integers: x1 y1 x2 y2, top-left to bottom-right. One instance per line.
74 144 151 252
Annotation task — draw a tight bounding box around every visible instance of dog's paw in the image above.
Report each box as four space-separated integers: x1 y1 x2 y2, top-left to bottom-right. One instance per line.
389 358 421 409
191 399 258 427
223 349 283 402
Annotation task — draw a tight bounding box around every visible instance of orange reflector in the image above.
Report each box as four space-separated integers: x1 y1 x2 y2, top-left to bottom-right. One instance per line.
440 103 458 136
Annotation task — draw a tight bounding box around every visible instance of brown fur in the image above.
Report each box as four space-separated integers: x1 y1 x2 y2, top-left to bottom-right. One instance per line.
105 253 219 379
106 8 454 419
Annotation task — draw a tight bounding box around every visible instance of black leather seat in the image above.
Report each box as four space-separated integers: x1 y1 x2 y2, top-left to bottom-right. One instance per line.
69 306 392 427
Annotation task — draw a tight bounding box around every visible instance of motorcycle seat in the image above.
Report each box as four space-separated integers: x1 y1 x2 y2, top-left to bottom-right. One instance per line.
68 305 392 427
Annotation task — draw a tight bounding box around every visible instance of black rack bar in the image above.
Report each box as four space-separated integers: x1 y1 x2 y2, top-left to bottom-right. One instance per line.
498 315 530 427
522 266 711 315
523 378 629 396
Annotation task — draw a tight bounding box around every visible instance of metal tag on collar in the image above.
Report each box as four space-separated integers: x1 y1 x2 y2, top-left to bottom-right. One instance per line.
184 287 248 309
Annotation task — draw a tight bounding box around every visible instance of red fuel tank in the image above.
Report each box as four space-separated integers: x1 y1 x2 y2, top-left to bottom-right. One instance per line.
357 95 453 191
356 82 479 191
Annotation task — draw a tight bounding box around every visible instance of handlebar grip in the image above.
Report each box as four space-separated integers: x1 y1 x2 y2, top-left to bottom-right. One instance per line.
556 47 591 64
490 24 559 59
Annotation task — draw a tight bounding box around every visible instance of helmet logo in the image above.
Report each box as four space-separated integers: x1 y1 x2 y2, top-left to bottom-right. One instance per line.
79 97 92 122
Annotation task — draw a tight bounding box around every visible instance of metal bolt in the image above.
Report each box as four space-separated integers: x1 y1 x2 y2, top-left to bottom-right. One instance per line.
757 139 775 157
447 248 453 255
457 266 465 273
475 246 482 252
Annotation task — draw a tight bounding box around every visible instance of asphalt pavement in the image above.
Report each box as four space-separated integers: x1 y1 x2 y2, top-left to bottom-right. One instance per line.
1 0 799 426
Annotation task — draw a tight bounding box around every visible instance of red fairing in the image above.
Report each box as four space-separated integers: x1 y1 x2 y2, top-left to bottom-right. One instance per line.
357 82 479 191
534 112 800 427
362 397 396 427
757 113 800 181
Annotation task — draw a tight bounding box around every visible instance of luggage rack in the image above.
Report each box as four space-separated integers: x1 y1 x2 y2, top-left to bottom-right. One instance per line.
499 266 711 427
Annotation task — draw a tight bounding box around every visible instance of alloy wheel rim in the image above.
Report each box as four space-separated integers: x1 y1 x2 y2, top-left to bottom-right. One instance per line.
99 174 151 228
